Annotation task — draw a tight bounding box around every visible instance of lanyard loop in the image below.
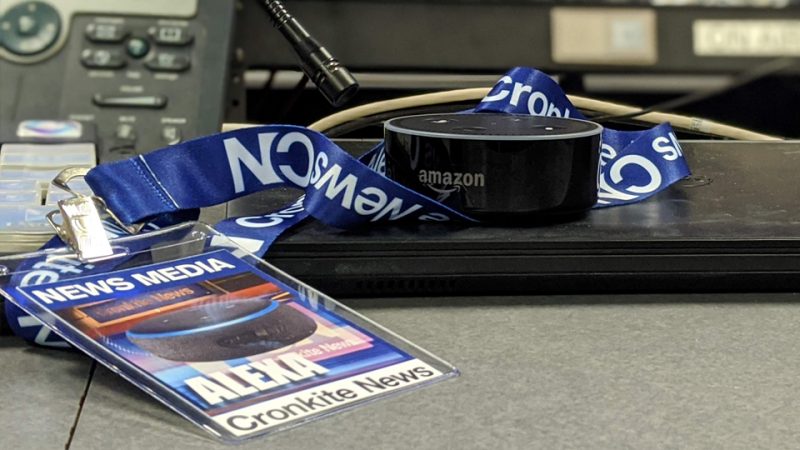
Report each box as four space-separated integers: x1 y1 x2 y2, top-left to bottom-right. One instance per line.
47 167 145 262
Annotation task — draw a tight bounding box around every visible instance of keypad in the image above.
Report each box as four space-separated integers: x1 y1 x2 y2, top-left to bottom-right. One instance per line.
81 20 192 74
0 2 230 251
79 20 193 117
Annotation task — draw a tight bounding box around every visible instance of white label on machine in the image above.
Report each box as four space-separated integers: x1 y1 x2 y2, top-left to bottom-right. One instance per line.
551 8 658 65
693 20 800 56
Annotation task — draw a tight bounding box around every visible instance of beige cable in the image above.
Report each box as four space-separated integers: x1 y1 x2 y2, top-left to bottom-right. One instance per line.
223 87 780 141
307 88 493 132
568 95 780 141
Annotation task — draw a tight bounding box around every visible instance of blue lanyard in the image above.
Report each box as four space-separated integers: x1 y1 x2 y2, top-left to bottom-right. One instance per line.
6 67 690 344
85 67 690 254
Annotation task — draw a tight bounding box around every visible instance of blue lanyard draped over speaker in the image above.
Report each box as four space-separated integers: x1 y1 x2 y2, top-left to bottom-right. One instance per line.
86 67 690 253
6 67 690 345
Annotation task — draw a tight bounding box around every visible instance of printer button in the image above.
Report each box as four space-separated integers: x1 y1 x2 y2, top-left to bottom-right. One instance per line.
148 25 193 46
93 94 167 109
115 123 137 141
162 126 182 145
144 52 191 72
81 48 126 69
125 37 150 59
85 23 129 43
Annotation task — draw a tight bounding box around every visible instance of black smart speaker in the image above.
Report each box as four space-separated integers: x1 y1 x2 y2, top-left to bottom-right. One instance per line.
127 297 318 362
384 113 603 222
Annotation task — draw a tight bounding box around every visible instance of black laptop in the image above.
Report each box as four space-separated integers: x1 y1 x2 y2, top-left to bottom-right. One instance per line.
226 140 800 296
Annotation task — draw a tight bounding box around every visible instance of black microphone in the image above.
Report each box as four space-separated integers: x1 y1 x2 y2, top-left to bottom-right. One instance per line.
260 0 359 107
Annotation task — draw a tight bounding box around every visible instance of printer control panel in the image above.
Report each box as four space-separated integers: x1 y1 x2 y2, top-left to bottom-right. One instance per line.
0 0 236 251
0 0 236 162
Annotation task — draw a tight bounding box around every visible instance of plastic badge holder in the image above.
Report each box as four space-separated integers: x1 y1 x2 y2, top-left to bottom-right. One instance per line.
0 223 457 443
0 143 97 168
0 147 96 241
0 181 48 228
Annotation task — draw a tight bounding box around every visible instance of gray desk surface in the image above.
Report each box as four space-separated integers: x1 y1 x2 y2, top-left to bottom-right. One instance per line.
4 294 800 449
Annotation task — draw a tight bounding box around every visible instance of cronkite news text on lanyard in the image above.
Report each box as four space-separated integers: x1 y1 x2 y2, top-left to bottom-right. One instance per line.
6 67 691 346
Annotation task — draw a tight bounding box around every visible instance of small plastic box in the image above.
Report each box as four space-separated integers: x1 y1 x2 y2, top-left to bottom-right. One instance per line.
0 143 96 168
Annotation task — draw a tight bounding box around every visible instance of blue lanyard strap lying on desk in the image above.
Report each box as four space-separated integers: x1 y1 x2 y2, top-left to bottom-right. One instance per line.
86 68 690 253
7 67 690 345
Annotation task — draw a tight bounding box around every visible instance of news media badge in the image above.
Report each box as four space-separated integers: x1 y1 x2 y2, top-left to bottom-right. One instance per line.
0 223 457 442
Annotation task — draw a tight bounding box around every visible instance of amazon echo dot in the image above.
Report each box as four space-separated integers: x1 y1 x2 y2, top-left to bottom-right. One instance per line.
384 113 603 221
127 297 317 362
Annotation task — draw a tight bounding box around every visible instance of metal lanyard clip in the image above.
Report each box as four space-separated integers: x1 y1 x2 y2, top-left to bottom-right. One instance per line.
47 168 143 262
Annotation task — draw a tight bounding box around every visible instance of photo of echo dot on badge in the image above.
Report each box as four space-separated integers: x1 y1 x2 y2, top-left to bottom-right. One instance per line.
126 295 318 362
